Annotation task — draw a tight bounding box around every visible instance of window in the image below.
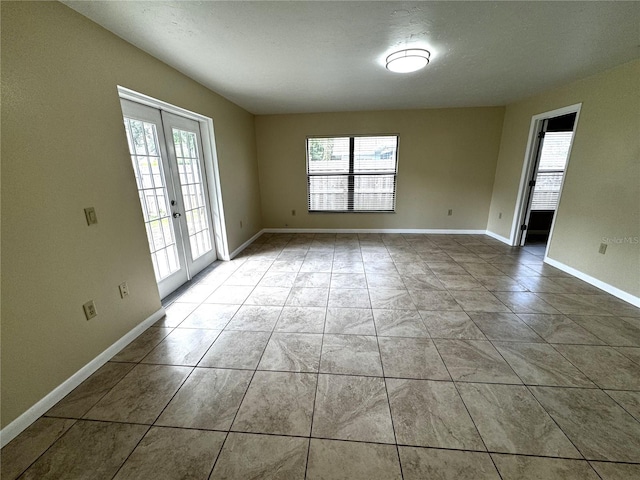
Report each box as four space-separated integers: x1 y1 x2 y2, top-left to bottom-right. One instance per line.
531 131 573 210
307 135 398 212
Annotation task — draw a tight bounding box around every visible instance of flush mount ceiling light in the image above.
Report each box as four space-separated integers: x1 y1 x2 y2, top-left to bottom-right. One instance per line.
385 48 430 73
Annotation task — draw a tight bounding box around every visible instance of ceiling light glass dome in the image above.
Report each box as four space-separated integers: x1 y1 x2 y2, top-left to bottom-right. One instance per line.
386 49 431 73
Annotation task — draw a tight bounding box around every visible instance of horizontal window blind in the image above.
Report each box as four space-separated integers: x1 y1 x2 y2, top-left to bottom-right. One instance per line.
531 172 564 210
538 132 573 170
531 131 572 211
307 135 398 212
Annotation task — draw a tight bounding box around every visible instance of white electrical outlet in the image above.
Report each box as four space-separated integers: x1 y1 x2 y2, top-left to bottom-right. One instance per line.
119 282 129 298
83 300 97 320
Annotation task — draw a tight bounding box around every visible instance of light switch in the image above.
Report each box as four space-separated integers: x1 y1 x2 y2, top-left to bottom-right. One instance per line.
84 207 98 226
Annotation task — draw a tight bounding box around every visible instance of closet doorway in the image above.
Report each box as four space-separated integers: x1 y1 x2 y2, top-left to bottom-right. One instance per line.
514 105 580 255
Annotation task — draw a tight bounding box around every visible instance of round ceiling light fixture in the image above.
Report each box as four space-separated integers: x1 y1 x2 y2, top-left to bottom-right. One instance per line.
385 48 431 73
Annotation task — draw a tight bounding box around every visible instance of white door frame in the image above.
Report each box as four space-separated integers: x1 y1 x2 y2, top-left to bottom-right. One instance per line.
118 85 231 261
509 103 582 255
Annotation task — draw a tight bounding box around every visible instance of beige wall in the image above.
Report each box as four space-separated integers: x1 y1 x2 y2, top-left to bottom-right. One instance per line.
488 61 640 296
255 108 505 230
1 1 262 427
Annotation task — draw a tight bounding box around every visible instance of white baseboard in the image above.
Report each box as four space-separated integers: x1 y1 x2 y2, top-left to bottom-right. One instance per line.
228 229 265 259
544 256 640 308
484 230 512 245
0 307 166 448
263 228 488 234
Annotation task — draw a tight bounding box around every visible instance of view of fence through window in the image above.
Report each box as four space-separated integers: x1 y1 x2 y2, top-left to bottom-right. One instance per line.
307 135 398 212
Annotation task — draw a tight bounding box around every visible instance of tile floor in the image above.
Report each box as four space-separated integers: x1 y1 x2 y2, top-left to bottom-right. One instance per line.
3 233 640 479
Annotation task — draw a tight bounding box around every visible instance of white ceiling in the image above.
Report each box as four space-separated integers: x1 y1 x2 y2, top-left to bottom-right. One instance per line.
63 1 639 115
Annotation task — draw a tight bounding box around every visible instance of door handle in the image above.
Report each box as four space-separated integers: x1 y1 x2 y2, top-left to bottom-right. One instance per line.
173 212 182 218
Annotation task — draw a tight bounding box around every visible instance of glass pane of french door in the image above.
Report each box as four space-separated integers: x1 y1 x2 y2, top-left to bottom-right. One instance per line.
123 116 181 281
161 111 217 275
171 128 212 259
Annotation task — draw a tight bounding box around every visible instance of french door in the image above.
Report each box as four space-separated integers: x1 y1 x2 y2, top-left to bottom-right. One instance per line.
120 99 217 298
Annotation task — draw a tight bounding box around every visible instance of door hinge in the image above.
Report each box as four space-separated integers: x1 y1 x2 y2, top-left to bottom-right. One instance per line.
538 131 546 139
521 224 528 231
528 180 536 187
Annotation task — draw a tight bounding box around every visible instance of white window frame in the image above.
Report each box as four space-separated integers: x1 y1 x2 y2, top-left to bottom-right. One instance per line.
306 134 399 213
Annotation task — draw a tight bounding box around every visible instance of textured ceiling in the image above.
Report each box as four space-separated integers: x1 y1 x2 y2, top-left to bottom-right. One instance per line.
64 1 640 114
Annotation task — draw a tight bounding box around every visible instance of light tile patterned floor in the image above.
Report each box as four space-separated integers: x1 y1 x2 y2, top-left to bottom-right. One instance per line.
3 233 640 479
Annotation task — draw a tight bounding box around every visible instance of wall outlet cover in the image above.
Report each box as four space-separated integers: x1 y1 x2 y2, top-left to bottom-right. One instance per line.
83 300 97 320
84 207 98 226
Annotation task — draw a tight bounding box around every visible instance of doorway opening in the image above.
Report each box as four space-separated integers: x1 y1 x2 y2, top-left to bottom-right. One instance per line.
118 87 230 298
512 104 581 255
